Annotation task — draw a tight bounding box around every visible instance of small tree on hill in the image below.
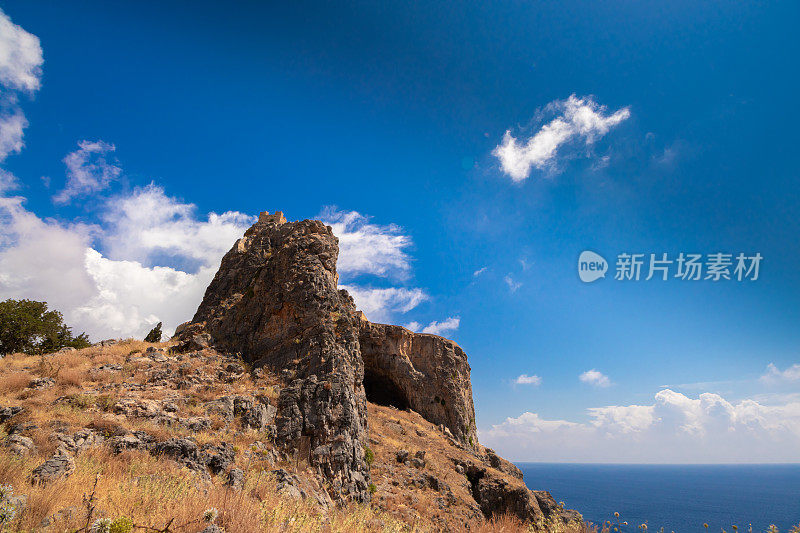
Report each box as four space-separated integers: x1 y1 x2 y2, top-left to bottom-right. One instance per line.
144 322 163 343
0 299 91 355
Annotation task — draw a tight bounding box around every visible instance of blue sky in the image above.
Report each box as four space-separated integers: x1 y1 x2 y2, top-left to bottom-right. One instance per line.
0 0 798 462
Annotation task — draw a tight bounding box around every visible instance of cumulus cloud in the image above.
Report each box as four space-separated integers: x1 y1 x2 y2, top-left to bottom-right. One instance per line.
580 369 612 388
761 363 800 384
481 389 800 462
340 285 427 323
321 207 413 280
99 183 254 270
514 374 542 386
54 140 122 204
0 9 43 92
493 95 630 182
0 8 43 162
0 181 253 340
405 316 460 336
322 207 437 323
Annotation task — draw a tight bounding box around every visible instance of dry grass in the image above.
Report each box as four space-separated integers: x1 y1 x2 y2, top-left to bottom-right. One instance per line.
0 446 419 532
0 371 32 394
0 342 587 533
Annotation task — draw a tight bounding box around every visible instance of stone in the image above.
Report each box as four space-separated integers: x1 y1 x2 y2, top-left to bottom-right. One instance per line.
109 434 145 454
29 377 54 389
31 453 76 484
395 450 409 463
226 468 245 491
198 526 223 533
5 434 35 455
152 438 201 471
0 406 22 423
485 447 523 479
53 430 99 456
200 442 235 475
58 346 77 353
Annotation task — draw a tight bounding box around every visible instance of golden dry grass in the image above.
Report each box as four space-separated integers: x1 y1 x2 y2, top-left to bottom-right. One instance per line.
0 445 426 532
0 342 588 533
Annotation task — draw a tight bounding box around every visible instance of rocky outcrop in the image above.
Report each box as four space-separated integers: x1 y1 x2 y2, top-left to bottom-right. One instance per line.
359 320 478 447
179 212 370 502
172 210 578 526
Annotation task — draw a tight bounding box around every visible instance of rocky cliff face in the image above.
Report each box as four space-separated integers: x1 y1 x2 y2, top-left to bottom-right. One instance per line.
359 320 478 447
186 211 370 501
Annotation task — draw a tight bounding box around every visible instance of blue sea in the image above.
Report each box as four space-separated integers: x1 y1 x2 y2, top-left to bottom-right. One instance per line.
519 464 800 533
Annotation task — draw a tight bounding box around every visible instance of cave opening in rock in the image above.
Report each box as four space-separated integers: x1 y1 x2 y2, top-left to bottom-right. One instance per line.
363 370 410 410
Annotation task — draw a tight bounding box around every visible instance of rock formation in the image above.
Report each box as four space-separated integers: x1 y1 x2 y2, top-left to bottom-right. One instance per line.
172 210 580 527
184 211 370 501
359 320 478 447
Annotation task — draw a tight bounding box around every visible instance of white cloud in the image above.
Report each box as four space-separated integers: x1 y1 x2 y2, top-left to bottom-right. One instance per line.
493 95 630 182
761 363 800 384
0 8 42 162
54 140 122 204
473 266 488 277
580 369 612 388
0 110 27 162
323 207 439 324
481 389 800 463
340 285 427 323
504 274 521 293
515 374 542 386
99 183 255 270
0 9 43 92
321 207 413 280
406 316 460 336
0 180 253 340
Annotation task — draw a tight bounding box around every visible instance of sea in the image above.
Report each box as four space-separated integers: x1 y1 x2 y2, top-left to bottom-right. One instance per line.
519 463 800 533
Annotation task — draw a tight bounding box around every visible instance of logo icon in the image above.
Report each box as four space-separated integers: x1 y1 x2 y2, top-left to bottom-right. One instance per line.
578 251 607 283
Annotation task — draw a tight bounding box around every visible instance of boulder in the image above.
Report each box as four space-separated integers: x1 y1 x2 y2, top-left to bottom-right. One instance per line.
5 434 35 455
31 453 75 484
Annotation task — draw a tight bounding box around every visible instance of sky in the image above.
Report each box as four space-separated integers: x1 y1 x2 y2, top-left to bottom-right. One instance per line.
0 0 799 463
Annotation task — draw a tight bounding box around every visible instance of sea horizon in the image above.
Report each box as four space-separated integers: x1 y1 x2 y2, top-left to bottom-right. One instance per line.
519 463 800 533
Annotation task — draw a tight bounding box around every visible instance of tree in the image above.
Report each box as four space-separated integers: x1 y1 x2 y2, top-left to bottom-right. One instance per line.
0 299 91 355
144 322 163 343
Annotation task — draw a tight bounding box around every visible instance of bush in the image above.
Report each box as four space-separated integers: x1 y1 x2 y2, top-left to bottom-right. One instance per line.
364 446 375 466
0 299 90 355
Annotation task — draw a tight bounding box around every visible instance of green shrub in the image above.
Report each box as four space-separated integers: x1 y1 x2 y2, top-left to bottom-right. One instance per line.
364 446 375 466
368 482 377 495
109 516 134 533
0 298 90 355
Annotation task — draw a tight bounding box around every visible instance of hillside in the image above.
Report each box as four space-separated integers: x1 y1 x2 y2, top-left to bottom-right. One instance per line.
0 212 583 532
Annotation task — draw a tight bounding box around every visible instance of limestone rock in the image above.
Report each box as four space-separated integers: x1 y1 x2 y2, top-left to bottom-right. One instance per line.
0 406 22 423
5 434 35 455
359 321 478 447
31 453 75 484
485 447 523 479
